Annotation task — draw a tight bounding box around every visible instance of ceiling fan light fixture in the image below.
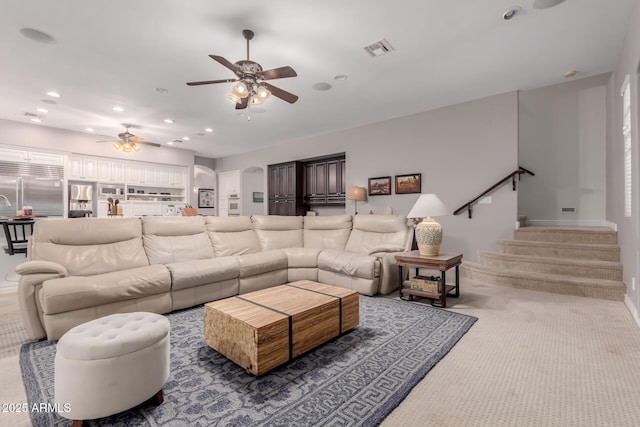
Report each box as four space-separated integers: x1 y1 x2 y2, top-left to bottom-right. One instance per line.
112 142 122 150
133 143 141 152
257 85 271 101
227 92 242 104
232 81 249 98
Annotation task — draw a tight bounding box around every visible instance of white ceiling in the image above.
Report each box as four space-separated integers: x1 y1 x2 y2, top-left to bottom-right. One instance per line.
0 0 635 158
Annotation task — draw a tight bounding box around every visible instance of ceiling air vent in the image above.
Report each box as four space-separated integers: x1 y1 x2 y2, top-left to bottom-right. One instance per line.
363 39 394 57
23 112 39 117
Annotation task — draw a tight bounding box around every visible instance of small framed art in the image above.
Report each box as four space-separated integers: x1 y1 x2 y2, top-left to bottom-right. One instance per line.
253 192 264 203
368 176 392 196
395 173 422 194
198 188 215 208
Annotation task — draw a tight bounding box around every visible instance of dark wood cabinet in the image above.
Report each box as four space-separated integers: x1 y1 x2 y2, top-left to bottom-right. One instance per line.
268 162 305 216
304 157 345 206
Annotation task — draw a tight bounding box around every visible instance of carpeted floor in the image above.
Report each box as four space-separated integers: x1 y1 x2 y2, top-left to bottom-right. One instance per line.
3 279 640 426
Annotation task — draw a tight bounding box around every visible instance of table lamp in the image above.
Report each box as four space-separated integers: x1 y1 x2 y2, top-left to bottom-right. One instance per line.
347 186 367 214
406 194 449 256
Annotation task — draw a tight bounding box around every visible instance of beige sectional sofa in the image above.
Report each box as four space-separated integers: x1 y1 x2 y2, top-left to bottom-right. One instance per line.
16 214 412 340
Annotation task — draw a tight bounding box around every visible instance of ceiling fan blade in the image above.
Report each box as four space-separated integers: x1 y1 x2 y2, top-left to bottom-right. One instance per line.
209 55 239 74
258 66 297 80
186 78 237 86
235 97 249 110
96 140 119 143
138 141 161 148
263 82 298 104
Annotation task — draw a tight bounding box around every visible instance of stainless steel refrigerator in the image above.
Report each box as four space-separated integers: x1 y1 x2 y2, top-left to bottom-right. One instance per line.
0 161 64 217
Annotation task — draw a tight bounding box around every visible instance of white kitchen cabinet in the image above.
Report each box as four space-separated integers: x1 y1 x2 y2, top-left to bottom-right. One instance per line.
132 202 162 216
68 156 98 181
126 164 156 185
156 166 186 187
98 160 126 183
0 147 64 165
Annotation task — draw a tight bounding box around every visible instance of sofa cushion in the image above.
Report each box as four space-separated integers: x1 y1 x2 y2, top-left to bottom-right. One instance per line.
237 250 288 278
142 216 214 264
345 215 411 255
167 257 239 291
205 216 261 256
252 215 303 249
282 247 323 268
41 265 171 315
303 215 352 249
30 218 149 276
317 249 380 279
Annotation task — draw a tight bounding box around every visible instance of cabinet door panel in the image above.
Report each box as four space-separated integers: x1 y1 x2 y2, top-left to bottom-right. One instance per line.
313 162 327 196
327 160 340 195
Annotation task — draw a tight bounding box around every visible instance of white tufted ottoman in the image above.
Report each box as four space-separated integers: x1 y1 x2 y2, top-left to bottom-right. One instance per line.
54 312 170 426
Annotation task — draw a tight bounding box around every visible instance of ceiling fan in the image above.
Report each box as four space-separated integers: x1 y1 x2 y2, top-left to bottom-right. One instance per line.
187 29 298 109
97 124 160 153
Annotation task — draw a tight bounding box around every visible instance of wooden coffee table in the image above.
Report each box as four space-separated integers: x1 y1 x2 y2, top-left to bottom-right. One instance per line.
204 280 359 376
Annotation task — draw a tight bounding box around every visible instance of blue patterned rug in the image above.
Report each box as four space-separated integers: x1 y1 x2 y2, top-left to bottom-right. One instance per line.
20 296 476 426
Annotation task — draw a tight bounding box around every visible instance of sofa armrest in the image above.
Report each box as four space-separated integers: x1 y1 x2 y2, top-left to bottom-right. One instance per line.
16 260 68 277
16 261 69 340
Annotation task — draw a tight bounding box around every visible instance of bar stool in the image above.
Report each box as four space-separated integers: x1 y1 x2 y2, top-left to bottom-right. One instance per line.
2 219 34 256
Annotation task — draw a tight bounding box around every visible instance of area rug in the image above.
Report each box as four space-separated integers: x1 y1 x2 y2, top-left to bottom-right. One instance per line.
20 296 477 426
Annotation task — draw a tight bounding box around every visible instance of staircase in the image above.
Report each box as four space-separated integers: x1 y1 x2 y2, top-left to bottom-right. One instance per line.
462 226 625 301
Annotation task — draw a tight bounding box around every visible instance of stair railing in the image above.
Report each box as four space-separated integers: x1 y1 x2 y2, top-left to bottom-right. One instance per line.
453 166 535 219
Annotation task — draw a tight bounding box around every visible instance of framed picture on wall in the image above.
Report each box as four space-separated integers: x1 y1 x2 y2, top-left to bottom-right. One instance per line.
253 192 264 203
395 173 422 194
368 176 392 196
198 188 215 208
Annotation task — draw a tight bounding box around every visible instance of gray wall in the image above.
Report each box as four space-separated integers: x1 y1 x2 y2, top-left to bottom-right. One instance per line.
606 0 640 321
217 92 519 261
519 74 608 225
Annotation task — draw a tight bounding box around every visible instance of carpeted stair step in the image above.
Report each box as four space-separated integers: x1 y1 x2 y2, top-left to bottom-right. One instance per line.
514 226 617 245
461 261 625 301
496 240 620 262
477 251 622 281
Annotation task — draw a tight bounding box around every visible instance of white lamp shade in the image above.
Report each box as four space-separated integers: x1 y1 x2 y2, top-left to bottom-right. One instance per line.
406 194 449 219
347 186 367 201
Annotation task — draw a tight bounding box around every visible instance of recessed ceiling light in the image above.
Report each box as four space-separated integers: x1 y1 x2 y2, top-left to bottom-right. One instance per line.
46 91 60 98
30 117 41 123
36 108 48 113
205 128 213 133
502 8 518 20
164 119 174 124
334 75 347 81
167 141 174 145
564 70 577 78
312 82 332 91
85 127 94 132
182 137 190 141
113 106 124 112
20 28 56 44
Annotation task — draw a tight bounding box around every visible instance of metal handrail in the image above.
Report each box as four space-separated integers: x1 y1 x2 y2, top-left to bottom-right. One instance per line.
453 166 535 219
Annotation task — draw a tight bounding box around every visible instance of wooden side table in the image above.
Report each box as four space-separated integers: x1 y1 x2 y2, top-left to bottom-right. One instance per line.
395 251 463 308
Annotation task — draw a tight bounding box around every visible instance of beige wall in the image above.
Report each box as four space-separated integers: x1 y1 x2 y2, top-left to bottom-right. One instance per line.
218 92 519 261
519 74 608 225
607 0 640 319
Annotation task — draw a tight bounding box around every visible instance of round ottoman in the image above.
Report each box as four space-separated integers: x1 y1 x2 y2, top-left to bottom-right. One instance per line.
54 312 170 425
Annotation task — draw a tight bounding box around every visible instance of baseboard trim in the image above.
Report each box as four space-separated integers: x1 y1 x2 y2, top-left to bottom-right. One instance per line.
526 219 611 227
624 294 640 330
